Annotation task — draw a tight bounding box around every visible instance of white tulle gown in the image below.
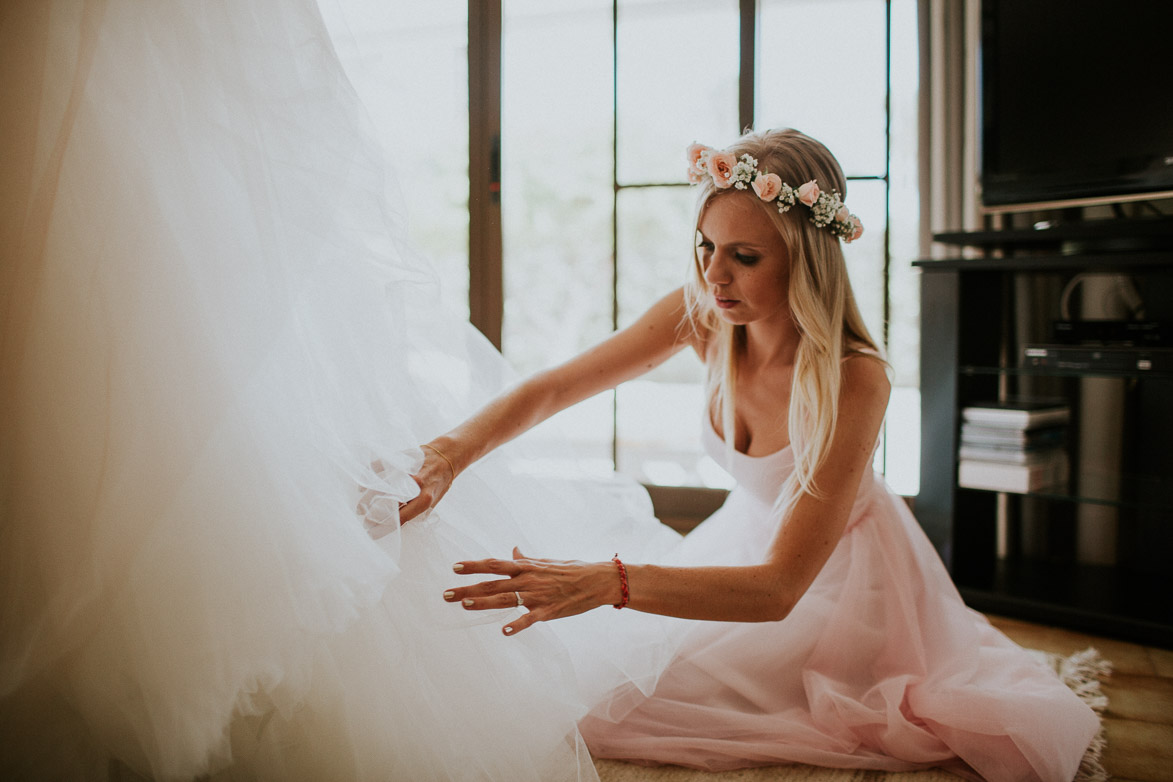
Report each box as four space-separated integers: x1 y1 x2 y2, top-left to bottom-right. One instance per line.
0 2 682 780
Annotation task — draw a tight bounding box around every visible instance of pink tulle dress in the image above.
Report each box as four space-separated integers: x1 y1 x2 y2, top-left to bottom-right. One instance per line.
581 416 1100 781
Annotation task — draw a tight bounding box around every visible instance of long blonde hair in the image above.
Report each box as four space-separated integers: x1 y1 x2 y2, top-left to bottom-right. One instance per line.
683 129 881 516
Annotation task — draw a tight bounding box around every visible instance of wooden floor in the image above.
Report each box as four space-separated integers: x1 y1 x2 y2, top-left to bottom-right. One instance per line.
984 614 1173 782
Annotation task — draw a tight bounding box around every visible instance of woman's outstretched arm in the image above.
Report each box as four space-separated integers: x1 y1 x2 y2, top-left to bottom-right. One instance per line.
399 288 696 522
445 354 891 633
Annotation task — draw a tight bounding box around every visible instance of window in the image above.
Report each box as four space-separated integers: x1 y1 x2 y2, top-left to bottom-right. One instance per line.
325 1 471 316
613 1 741 489
500 1 617 474
364 1 921 495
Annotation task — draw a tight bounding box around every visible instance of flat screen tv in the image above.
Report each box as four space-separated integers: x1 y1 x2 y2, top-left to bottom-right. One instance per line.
979 1 1173 209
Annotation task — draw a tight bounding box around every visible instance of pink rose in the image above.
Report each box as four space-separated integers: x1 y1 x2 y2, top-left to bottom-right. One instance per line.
706 151 737 189
687 143 711 182
752 172 782 202
836 205 850 223
797 180 820 207
848 215 864 243
687 143 710 169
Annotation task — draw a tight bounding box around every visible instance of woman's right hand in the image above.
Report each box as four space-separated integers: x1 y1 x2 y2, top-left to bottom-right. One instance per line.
398 442 458 523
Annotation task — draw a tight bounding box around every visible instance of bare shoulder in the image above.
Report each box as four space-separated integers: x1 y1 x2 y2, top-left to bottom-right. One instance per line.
652 285 688 321
613 286 694 349
650 286 709 356
840 351 891 417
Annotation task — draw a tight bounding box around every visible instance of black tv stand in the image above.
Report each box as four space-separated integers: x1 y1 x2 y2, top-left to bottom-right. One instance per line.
915 221 1173 648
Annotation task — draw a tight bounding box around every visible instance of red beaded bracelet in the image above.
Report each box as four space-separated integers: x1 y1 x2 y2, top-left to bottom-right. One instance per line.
611 554 629 609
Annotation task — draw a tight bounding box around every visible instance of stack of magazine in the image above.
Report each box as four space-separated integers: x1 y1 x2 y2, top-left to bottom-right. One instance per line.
957 399 1070 493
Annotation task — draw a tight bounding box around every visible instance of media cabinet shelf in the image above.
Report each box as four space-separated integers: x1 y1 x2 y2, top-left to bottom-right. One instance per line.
956 473 1173 514
915 225 1173 648
915 252 1173 273
956 556 1171 646
933 218 1173 253
959 364 1173 380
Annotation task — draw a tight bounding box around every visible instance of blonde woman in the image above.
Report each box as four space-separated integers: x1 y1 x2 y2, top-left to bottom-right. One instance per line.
408 130 1101 781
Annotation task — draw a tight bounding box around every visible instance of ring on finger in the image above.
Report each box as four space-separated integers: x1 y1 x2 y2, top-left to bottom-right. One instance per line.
515 591 524 607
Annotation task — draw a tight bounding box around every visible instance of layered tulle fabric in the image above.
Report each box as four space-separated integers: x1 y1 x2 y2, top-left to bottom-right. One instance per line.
581 418 1100 781
0 2 682 779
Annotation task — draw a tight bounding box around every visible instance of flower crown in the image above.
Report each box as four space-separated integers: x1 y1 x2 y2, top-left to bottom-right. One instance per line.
687 143 863 243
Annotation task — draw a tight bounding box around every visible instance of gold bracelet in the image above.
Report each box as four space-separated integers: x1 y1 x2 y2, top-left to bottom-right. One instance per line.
421 443 456 480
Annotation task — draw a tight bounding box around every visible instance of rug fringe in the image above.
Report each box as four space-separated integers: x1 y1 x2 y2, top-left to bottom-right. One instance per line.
1046 647 1112 782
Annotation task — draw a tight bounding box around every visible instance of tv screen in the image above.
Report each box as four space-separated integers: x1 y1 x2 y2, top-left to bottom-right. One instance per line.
980 1 1173 208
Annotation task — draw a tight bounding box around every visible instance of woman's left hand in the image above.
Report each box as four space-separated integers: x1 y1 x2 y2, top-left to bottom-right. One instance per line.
444 547 622 636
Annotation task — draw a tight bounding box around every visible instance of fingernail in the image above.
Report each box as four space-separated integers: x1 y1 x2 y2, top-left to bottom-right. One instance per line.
462 599 474 607
453 564 464 572
503 626 513 635
443 591 454 600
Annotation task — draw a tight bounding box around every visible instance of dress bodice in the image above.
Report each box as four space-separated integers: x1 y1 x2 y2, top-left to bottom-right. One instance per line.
702 414 882 515
702 415 794 506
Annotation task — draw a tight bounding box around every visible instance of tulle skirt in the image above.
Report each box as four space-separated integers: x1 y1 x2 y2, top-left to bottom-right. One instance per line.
582 474 1102 782
0 2 682 779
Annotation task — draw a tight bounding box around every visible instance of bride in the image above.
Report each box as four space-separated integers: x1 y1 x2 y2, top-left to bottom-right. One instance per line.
406 131 1103 781
1 1 1101 781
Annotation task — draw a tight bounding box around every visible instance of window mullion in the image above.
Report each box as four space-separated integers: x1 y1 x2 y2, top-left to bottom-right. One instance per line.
468 0 504 350
740 0 757 131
